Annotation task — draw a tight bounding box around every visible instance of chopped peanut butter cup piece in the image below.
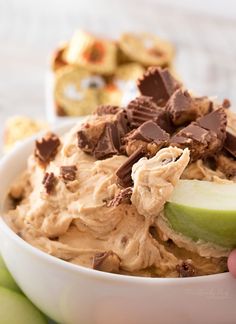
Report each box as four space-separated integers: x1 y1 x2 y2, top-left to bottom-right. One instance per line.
92 251 120 273
127 96 173 133
176 260 196 278
137 67 181 105
116 147 145 187
96 105 121 116
170 124 212 161
170 108 227 161
93 122 121 159
166 89 199 125
107 187 132 207
42 172 56 194
224 132 236 159
197 107 227 141
129 120 169 145
35 133 60 165
60 165 77 181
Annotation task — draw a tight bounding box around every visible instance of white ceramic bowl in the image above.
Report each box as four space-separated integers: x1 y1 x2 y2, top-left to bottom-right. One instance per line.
0 124 236 324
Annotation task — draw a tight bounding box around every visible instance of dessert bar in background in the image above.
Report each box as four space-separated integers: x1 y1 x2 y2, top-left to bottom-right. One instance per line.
50 30 175 117
3 116 48 153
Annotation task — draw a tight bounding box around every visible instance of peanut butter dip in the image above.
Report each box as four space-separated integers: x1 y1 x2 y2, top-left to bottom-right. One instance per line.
6 67 236 277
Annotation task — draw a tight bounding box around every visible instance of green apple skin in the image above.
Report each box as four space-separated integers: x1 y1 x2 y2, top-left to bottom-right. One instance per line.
164 202 236 248
0 286 47 324
0 268 21 293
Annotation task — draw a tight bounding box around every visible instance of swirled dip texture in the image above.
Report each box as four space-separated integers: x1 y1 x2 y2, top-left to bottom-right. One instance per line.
6 67 236 277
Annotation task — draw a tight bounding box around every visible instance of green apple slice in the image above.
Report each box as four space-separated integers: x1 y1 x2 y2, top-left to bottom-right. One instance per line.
0 286 47 324
0 268 21 293
164 180 236 248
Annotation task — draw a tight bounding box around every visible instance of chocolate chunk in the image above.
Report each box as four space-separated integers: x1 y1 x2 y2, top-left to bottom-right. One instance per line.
130 121 170 145
77 129 96 153
107 187 132 207
127 96 160 128
166 89 199 125
137 67 181 105
197 108 227 141
96 105 120 116
116 147 145 187
116 109 130 135
126 96 173 133
170 124 211 161
93 123 120 159
35 133 60 164
42 172 56 194
171 108 227 161
176 260 196 278
222 98 231 109
224 132 236 158
92 251 120 273
60 165 77 181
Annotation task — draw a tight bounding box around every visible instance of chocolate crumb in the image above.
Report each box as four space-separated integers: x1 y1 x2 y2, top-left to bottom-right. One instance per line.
42 172 56 194
116 147 145 187
60 165 77 181
35 133 60 165
222 98 231 109
137 67 181 105
176 260 196 278
107 187 132 207
92 251 120 273
96 105 120 116
121 236 128 247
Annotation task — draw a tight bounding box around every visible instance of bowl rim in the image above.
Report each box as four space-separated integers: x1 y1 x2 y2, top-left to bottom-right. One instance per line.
0 122 231 286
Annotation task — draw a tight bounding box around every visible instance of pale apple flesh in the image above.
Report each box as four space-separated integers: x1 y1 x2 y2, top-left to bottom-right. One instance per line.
164 180 236 248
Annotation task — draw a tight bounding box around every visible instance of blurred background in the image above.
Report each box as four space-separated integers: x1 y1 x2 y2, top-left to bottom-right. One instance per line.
0 0 236 148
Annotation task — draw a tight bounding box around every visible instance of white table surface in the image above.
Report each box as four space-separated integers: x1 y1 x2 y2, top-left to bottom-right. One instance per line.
0 0 236 149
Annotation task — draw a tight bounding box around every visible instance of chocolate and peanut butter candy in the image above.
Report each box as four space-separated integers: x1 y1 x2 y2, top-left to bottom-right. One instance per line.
60 165 77 181
78 111 129 159
123 120 170 156
35 133 60 165
92 251 120 273
176 260 196 278
107 187 132 207
166 89 199 126
127 96 173 133
116 147 145 187
137 67 181 106
170 108 227 161
223 132 236 159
